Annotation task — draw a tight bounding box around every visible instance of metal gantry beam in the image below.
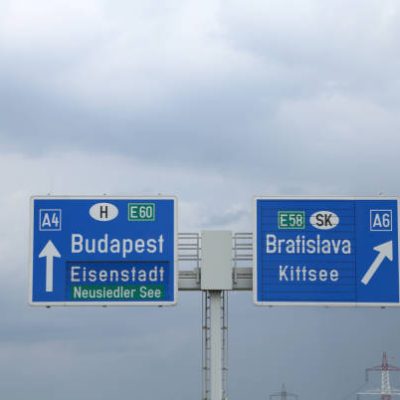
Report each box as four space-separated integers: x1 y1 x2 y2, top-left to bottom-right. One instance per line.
178 232 253 292
178 267 252 291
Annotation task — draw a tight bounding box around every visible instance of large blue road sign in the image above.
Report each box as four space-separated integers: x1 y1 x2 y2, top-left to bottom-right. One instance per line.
30 197 177 306
254 197 400 306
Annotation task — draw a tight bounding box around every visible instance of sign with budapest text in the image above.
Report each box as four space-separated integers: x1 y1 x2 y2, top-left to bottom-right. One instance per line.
254 197 400 306
30 196 177 306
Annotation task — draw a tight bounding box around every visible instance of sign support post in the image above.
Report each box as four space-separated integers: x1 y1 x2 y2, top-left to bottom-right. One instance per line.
209 290 223 400
201 231 232 400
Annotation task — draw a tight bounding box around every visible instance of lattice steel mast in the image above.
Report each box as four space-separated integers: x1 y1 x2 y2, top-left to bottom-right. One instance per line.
357 353 400 400
269 384 298 400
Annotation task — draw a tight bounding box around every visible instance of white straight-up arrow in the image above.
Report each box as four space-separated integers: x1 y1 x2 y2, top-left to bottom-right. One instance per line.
38 241 61 292
361 241 393 286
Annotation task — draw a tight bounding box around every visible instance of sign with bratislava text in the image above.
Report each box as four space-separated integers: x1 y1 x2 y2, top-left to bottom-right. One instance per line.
254 197 400 306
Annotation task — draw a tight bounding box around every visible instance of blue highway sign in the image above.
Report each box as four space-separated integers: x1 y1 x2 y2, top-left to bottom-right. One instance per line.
30 196 177 306
254 197 400 306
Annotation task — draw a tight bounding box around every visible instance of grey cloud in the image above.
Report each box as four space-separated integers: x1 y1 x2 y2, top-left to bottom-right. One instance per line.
0 0 399 198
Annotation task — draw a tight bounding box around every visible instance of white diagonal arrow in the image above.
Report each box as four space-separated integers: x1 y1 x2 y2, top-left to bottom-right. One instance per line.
361 241 393 286
38 241 61 292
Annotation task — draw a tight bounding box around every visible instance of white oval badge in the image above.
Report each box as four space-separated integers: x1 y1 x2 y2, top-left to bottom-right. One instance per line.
310 211 339 230
89 203 119 222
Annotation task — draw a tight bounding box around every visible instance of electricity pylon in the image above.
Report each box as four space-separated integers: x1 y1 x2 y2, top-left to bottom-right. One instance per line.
357 353 400 400
269 384 298 400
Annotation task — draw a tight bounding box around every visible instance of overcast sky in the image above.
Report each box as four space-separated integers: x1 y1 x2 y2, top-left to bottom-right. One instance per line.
1 1 400 400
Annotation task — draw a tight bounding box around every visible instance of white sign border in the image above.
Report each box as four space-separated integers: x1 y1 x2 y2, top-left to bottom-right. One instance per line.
253 195 400 307
29 195 178 307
